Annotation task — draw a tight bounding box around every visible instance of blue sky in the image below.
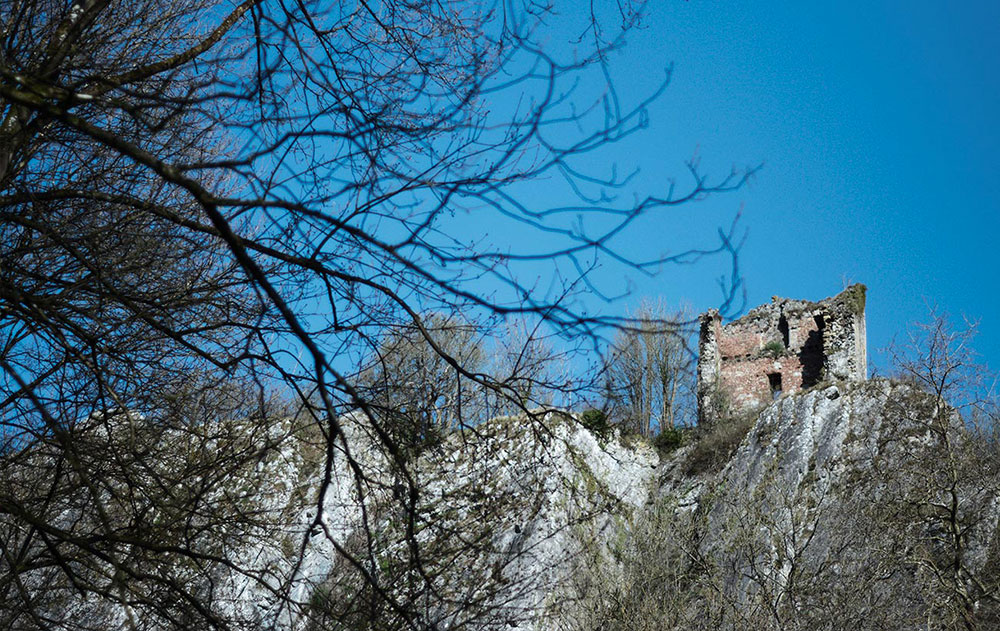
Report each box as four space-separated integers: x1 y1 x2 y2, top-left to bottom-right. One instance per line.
518 1 1000 374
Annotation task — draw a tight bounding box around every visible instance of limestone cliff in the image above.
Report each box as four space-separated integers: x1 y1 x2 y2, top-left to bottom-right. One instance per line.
6 380 1000 630
608 379 1000 630
202 380 1000 629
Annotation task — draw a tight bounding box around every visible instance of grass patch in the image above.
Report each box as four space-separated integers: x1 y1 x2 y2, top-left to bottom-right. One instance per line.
841 283 867 315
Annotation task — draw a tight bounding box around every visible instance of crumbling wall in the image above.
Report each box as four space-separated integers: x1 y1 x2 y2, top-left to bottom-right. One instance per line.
697 285 867 423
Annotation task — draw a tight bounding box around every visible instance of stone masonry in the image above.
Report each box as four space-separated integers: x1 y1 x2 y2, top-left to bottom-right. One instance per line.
697 284 867 423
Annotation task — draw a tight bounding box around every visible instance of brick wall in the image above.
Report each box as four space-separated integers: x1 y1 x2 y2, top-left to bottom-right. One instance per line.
697 285 867 423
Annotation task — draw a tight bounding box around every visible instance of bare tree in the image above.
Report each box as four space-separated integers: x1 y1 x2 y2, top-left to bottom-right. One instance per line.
883 308 1000 630
0 1 752 628
886 305 992 413
604 299 694 436
356 314 571 452
358 313 486 450
484 318 567 417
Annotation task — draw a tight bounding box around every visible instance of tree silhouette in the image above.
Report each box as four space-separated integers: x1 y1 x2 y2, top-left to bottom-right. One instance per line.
0 1 751 628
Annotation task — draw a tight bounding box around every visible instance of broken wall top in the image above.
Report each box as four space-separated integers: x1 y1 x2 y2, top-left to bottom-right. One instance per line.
707 284 866 360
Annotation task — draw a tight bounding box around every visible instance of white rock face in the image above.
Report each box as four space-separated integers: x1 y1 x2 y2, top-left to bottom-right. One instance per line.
279 382 998 630
222 412 660 631
20 380 999 630
402 414 661 630
674 378 1000 626
724 381 891 496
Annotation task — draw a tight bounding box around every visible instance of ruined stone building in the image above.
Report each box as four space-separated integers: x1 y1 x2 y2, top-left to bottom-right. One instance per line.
697 285 867 423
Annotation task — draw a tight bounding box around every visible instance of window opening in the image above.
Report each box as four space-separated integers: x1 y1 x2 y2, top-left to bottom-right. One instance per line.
768 372 783 400
778 315 790 348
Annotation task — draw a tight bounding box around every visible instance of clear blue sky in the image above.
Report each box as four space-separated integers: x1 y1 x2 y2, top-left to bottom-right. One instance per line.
518 2 1000 374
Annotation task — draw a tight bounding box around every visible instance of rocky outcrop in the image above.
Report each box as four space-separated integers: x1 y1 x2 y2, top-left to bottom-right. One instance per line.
200 413 662 630
9 380 1000 631
646 379 1000 630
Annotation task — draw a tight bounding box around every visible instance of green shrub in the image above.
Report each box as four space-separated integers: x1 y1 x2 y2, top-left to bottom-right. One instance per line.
842 283 867 315
580 408 611 435
762 340 785 357
654 426 685 452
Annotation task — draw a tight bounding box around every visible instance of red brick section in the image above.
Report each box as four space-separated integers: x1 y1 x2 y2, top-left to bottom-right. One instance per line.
716 324 764 357
719 355 805 410
715 314 820 410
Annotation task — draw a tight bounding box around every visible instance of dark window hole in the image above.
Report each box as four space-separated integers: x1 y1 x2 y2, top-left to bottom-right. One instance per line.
768 372 783 399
